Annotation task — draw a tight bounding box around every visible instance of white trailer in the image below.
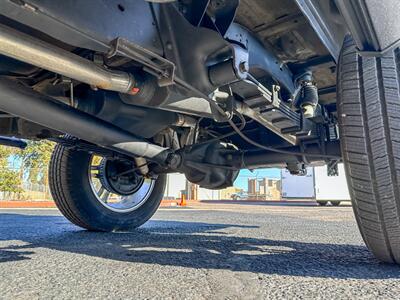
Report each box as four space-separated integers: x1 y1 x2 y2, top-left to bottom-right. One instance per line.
197 188 220 200
164 173 186 199
281 164 351 205
281 167 315 199
314 164 351 206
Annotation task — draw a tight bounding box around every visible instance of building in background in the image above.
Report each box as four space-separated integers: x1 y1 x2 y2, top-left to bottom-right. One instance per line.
246 177 281 200
267 179 281 200
248 178 257 195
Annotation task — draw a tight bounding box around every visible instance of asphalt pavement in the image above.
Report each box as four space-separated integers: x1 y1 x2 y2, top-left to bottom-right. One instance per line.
1 202 400 299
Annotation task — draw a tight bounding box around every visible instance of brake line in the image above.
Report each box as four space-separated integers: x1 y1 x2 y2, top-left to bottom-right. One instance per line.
193 109 246 146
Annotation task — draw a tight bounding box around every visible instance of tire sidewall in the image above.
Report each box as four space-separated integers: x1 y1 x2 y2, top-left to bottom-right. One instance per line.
64 149 166 231
336 35 370 246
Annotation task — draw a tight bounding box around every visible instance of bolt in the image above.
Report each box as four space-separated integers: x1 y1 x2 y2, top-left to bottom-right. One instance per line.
166 42 173 50
239 61 248 73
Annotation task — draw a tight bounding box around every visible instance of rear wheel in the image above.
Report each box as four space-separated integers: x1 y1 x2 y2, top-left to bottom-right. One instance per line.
338 36 400 264
317 201 327 206
49 144 166 231
330 201 341 207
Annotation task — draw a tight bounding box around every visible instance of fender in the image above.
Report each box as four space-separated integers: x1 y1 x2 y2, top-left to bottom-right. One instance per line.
296 0 400 58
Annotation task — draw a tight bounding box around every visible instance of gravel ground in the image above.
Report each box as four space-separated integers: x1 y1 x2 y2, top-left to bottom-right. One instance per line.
1 203 400 299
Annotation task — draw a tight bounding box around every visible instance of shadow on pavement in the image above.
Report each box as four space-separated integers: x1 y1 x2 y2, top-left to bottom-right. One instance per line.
0 213 398 279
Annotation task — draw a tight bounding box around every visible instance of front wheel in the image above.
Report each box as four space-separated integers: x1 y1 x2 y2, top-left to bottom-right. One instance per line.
49 144 166 231
338 36 400 264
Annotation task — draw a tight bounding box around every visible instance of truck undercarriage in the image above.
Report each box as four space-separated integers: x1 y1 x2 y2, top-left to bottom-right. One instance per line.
1 0 400 264
0 0 344 185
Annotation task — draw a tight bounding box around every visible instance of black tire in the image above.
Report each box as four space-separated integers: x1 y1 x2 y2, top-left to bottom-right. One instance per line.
338 36 400 264
317 201 327 206
330 201 341 207
49 144 166 231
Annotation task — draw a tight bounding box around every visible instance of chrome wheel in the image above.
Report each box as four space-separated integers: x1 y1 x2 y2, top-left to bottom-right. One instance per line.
88 156 155 213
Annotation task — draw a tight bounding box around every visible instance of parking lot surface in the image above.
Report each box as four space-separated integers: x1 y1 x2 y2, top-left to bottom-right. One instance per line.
1 202 400 299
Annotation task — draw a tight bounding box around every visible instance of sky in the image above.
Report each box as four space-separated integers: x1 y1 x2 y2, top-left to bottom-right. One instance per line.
234 168 281 191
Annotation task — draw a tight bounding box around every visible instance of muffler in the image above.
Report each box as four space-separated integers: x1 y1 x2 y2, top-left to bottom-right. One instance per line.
0 78 171 164
0 24 137 94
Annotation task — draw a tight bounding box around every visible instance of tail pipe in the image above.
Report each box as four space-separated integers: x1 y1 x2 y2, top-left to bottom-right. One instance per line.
0 78 171 164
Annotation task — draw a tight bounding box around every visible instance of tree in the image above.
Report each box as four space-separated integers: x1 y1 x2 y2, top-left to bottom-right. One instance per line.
16 140 54 185
0 146 22 193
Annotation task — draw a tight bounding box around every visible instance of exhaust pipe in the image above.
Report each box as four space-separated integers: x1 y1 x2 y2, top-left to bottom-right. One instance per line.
0 24 137 94
0 136 27 149
0 78 171 164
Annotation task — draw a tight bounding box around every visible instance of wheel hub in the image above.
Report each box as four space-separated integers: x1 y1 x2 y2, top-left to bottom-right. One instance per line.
99 158 144 196
89 156 156 213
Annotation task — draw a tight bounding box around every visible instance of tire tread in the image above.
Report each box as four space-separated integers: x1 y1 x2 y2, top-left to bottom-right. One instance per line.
338 36 400 263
